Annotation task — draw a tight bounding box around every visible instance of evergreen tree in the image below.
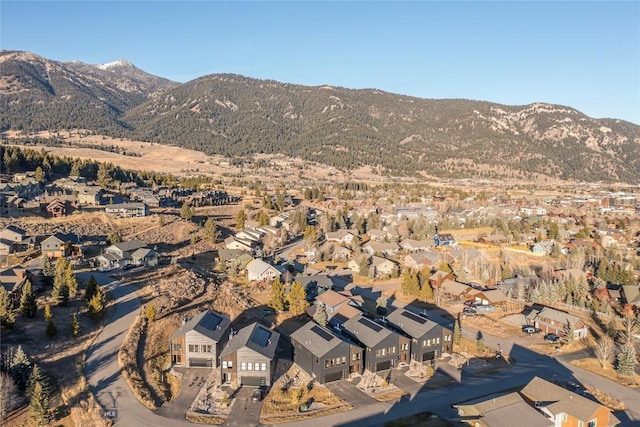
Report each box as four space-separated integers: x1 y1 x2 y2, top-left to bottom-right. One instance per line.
180 202 194 220
358 256 371 277
107 231 121 245
41 256 54 284
202 217 220 243
29 380 54 426
52 258 70 306
476 331 485 354
313 301 328 326
46 319 57 339
286 281 308 315
43 304 52 321
9 345 31 392
418 282 433 302
85 275 98 302
71 314 80 338
0 288 15 329
235 209 246 230
65 264 78 297
453 316 462 348
616 345 637 377
27 364 51 401
564 321 575 342
88 287 106 320
145 303 157 323
34 166 45 184
20 280 37 318
268 279 285 312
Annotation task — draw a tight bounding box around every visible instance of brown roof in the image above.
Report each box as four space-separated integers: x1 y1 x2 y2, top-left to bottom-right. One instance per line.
316 289 348 308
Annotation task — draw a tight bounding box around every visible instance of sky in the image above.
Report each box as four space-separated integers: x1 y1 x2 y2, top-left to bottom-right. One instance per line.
1 1 639 124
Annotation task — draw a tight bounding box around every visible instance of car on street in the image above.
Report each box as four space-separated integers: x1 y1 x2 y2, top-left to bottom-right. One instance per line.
251 389 262 402
122 264 135 271
522 326 536 334
544 333 560 343
98 267 111 272
462 307 477 316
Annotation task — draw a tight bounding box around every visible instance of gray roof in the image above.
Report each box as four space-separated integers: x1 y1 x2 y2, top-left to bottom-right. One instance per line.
291 321 351 358
342 316 396 348
386 308 439 339
521 377 607 423
131 248 157 259
2 225 26 236
526 306 582 326
456 392 553 427
111 239 147 253
170 309 230 342
220 322 280 360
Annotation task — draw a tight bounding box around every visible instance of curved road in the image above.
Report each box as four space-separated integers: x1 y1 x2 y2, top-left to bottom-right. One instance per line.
85 273 640 427
84 274 193 427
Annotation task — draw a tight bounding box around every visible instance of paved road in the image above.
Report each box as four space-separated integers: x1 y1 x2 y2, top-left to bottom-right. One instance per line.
85 276 194 427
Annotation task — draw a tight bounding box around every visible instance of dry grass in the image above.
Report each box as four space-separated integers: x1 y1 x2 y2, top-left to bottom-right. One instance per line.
570 358 640 388
185 411 226 425
372 389 408 402
260 385 351 424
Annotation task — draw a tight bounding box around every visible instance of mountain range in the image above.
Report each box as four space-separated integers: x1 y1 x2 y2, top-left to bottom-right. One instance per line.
1 50 639 183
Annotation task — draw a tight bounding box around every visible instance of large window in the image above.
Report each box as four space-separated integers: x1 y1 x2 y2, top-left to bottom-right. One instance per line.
588 420 597 427
247 362 253 371
172 343 182 351
261 362 267 371
352 353 361 361
222 361 228 369
241 362 246 371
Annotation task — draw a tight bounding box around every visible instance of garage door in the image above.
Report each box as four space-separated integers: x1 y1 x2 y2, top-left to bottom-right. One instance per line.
323 371 343 383
241 376 266 387
189 358 213 367
422 351 436 361
376 360 392 371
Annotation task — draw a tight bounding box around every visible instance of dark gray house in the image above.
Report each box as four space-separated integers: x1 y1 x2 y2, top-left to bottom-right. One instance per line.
386 309 453 363
341 316 409 372
170 309 231 368
290 321 363 383
219 322 280 387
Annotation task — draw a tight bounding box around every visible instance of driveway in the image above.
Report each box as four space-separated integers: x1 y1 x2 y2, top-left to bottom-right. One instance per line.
223 387 264 427
155 369 203 420
325 378 377 408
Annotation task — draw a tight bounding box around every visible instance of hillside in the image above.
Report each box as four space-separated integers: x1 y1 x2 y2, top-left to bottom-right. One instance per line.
2 51 639 183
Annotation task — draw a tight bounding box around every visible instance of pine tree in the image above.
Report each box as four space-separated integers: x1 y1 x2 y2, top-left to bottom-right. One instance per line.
9 345 31 392
419 282 433 302
29 380 54 426
107 231 121 245
286 281 309 315
27 364 51 401
43 304 52 321
20 280 37 318
358 256 370 277
564 321 575 342
202 217 220 243
65 264 78 298
268 279 285 312
71 314 80 337
88 287 106 320
453 316 462 349
85 275 98 302
41 256 54 284
313 302 328 326
616 345 637 377
52 258 70 306
145 303 157 323
180 202 194 220
0 287 15 329
476 331 485 354
46 319 57 339
235 209 246 230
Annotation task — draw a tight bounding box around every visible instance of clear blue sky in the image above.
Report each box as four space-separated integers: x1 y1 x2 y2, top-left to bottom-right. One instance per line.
2 1 639 124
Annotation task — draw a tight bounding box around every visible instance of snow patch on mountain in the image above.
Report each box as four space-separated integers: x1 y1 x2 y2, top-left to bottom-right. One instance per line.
96 59 133 70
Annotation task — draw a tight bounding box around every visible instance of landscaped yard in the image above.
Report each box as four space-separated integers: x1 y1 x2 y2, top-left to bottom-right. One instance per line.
570 358 640 389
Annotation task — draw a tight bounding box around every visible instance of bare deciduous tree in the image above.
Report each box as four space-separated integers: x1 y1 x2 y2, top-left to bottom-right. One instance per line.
0 371 20 419
592 335 615 369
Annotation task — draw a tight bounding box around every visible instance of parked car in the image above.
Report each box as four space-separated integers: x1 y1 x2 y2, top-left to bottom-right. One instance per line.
251 389 262 402
522 326 536 334
98 267 111 272
463 299 479 307
122 264 135 271
544 333 560 343
462 307 477 316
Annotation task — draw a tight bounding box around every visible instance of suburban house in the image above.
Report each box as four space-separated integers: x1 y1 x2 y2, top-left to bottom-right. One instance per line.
170 309 231 368
296 274 335 301
245 258 281 282
347 255 397 278
368 229 397 242
362 241 400 257
76 186 103 206
404 252 440 270
291 321 363 383
620 285 640 307
325 229 358 245
40 233 80 258
341 316 410 372
525 306 588 339
434 233 456 246
0 225 33 254
454 391 554 427
386 309 453 363
224 236 256 252
399 239 433 252
0 193 26 216
467 289 508 309
314 289 363 326
104 202 149 218
429 270 456 289
131 247 159 267
520 377 620 427
219 322 280 387
440 280 472 301
217 249 251 266
95 240 150 269
0 266 29 301
318 242 352 261
46 198 72 217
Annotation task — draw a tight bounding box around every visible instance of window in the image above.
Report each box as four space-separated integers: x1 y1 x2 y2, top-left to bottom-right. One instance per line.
341 357 346 365
381 348 386 356
325 360 330 368
261 363 267 371
241 362 246 371
228 361 232 368
172 343 182 351
222 361 228 369
578 421 584 427
562 414 567 421
247 362 253 371
352 353 361 361
588 420 597 427
401 343 408 351
422 340 426 347
205 345 213 353
436 338 440 344
427 339 431 346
